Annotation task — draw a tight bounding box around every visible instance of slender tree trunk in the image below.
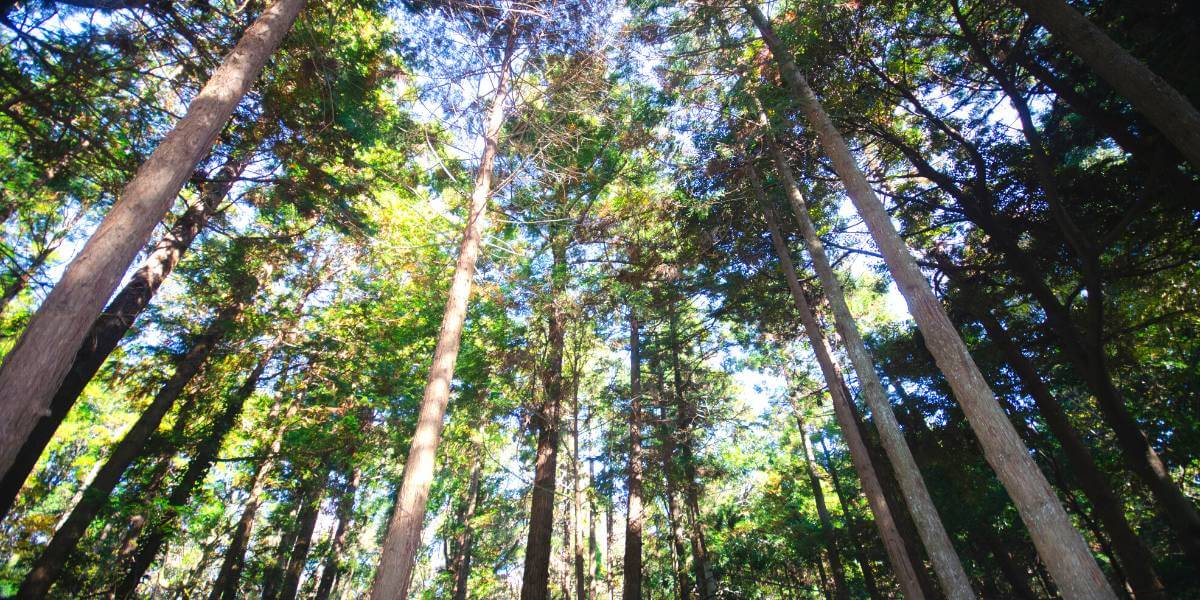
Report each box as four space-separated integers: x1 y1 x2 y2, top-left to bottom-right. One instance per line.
667 305 718 600
263 492 310 600
209 398 298 600
573 369 589 600
1009 0 1200 171
521 234 568 600
0 0 305 479
110 328 289 599
818 439 883 600
369 25 517 600
743 6 1116 597
279 468 328 600
750 170 925 600
623 306 644 600
0 156 244 521
0 244 52 317
661 407 692 600
449 458 480 600
316 465 362 600
17 276 257 599
754 131 974 599
791 409 850 600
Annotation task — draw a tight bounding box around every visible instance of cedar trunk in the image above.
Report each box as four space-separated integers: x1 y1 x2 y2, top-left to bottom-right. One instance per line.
0 0 305 479
622 307 644 600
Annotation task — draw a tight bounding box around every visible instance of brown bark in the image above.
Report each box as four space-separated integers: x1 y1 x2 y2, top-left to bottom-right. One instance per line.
573 366 589 600
368 23 516 600
279 468 328 600
750 169 925 600
521 235 568 600
315 465 362 600
622 306 644 600
1009 0 1200 171
754 131 974 599
744 5 1116 596
448 458 480 600
0 157 242 521
0 0 305 480
817 438 883 600
791 408 850 600
17 276 257 599
110 330 286 599
209 399 298 600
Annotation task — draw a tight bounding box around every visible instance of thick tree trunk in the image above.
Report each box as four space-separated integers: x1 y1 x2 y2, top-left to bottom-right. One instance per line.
209 399 298 600
750 171 925 600
622 306 644 600
110 328 288 599
0 157 243 521
0 0 304 480
792 409 850 600
744 6 1116 597
1009 0 1200 171
369 25 516 600
818 439 883 600
521 235 568 600
279 468 328 600
17 277 257 599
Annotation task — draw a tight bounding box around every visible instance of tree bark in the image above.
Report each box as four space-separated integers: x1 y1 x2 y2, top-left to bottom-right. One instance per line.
521 234 568 600
818 438 883 600
209 398 298 600
0 0 304 480
448 458 480 600
750 169 926 600
17 276 257 599
0 156 243 521
368 23 516 600
573 365 589 600
791 408 850 600
743 5 1116 597
1009 0 1200 171
622 306 644 600
660 395 692 600
754 134 975 599
110 327 289 599
315 465 363 600
279 468 328 600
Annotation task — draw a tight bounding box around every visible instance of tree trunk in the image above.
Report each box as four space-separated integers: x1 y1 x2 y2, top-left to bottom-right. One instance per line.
791 408 850 600
622 306 644 600
0 244 52 317
449 458 480 600
109 328 288 599
263 492 310 600
743 6 1116 597
750 169 925 600
1009 0 1200 171
0 0 304 480
965 299 1165 598
316 465 362 600
660 401 692 600
573 367 589 600
667 305 718 600
818 438 883 600
0 156 243 521
209 398 298 600
17 276 257 599
279 468 328 600
369 24 516 600
755 130 975 598
521 234 568 600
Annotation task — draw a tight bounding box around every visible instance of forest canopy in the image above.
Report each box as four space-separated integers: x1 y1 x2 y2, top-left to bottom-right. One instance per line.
0 0 1198 598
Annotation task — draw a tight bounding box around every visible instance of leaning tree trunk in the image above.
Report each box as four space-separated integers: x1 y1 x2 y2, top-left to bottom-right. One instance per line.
752 142 975 598
758 199 926 597
279 467 329 600
0 0 305 480
110 327 290 599
623 306 645 600
209 398 299 600
521 235 568 600
818 439 883 600
16 275 258 599
743 5 1116 597
368 24 516 600
789 405 850 600
0 155 244 521
1009 0 1200 171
